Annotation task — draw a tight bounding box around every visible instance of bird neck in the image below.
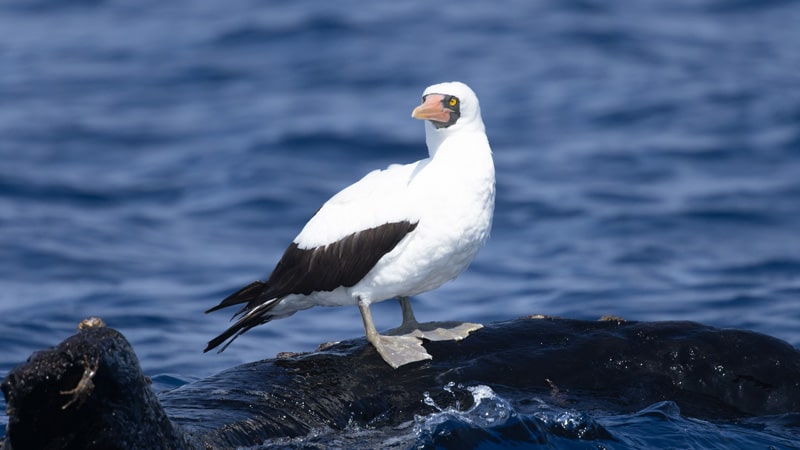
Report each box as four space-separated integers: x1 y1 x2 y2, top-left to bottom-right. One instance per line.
425 132 446 158
424 121 486 159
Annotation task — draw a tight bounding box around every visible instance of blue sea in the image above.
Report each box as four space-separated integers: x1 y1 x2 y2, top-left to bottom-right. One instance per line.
1 0 800 448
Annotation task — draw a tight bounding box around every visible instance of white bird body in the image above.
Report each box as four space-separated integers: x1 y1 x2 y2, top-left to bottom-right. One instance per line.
206 81 495 368
274 129 494 314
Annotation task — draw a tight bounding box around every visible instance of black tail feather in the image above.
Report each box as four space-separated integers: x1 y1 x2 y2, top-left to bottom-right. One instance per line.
205 281 268 314
204 292 282 353
204 318 260 353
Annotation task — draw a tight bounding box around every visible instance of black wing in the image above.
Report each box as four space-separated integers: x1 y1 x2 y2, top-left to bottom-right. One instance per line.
204 220 418 352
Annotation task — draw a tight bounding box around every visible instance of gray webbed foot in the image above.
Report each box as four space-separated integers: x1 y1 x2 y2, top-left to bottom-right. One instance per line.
389 321 483 342
370 334 432 369
357 297 482 369
391 296 483 341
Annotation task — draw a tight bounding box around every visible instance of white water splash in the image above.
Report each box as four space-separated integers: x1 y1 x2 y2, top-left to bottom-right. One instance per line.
414 383 514 437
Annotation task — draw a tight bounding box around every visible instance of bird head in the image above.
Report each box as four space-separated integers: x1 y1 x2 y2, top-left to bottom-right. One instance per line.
412 82 486 155
411 81 484 134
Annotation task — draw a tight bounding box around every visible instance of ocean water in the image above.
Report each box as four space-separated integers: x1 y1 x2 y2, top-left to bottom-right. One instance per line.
1 0 800 447
257 383 800 449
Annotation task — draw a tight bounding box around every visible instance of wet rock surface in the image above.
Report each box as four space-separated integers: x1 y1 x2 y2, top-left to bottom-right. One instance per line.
3 317 799 449
1 319 188 450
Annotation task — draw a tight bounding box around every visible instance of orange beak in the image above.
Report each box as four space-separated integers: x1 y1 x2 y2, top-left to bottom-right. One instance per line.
411 94 450 122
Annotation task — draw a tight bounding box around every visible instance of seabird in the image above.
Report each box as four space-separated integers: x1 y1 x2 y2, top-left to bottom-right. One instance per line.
205 81 495 368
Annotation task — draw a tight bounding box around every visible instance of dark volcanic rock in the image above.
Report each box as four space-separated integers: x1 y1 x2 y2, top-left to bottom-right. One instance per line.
3 316 800 449
1 319 189 450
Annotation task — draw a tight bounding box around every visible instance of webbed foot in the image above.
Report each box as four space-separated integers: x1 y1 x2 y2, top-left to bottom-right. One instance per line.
389 321 483 341
370 334 432 369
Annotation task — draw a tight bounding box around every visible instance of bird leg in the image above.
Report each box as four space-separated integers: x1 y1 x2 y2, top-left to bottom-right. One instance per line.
357 297 431 369
398 295 419 327
389 296 484 342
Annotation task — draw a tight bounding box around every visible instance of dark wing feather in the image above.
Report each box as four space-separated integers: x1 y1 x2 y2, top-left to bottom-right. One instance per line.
204 220 418 353
264 220 419 299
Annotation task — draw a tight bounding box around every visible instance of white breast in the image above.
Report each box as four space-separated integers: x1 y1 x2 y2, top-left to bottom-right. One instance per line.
351 130 495 303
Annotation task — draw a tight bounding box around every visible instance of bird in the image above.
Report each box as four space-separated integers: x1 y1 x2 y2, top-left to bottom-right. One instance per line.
205 81 495 368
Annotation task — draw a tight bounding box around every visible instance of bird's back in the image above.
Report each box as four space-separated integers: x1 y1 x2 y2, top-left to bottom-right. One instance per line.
293 159 425 250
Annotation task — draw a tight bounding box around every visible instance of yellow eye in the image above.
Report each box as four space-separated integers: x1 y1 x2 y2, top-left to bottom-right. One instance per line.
449 97 458 107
